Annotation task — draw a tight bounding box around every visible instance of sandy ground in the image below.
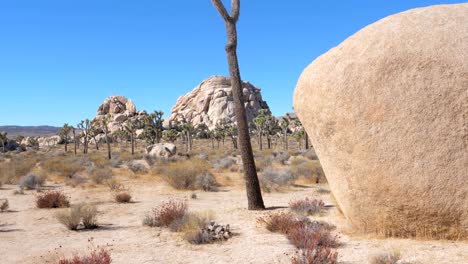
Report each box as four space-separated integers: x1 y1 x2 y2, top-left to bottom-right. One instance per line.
1 172 467 264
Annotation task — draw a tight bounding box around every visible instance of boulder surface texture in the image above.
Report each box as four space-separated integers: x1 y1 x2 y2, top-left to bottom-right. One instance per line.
293 4 467 238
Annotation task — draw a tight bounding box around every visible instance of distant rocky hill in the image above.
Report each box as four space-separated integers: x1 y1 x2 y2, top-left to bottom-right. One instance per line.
0 126 60 138
166 75 270 129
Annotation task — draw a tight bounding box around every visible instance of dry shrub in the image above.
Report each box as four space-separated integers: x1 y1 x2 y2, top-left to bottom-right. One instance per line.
185 229 215 245
161 159 217 191
369 249 401 264
58 248 111 264
272 151 291 165
42 156 85 178
170 211 214 233
143 200 187 227
258 212 338 263
0 199 9 212
287 221 338 249
291 160 326 184
0 155 38 183
56 206 82 230
36 191 70 208
19 173 45 190
259 167 296 192
66 175 87 188
88 153 110 167
88 165 112 184
291 248 338 264
301 149 319 160
257 212 302 234
212 157 236 171
254 155 273 172
56 204 98 230
115 192 132 203
290 198 325 216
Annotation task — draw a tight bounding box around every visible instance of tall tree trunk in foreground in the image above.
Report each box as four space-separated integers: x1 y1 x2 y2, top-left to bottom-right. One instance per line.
211 0 265 210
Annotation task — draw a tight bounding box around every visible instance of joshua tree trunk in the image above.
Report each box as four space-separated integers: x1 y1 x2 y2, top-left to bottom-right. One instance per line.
72 130 77 155
131 133 135 155
305 132 310 150
258 132 263 150
212 0 265 210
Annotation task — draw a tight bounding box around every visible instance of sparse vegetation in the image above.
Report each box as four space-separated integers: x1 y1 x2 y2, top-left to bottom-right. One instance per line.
161 159 217 191
36 191 70 208
0 199 9 212
289 198 325 216
258 212 338 264
369 249 401 264
19 173 45 190
88 165 113 184
143 200 188 227
291 160 325 184
58 248 111 264
42 155 85 178
56 204 99 230
212 157 236 171
259 167 296 192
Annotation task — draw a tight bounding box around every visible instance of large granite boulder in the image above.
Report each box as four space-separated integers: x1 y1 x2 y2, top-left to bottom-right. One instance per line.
293 4 468 238
166 76 270 129
94 95 147 134
146 143 177 159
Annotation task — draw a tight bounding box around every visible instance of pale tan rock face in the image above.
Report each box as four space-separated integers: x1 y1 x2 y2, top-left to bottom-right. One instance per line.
166 76 270 129
293 4 468 238
94 95 146 134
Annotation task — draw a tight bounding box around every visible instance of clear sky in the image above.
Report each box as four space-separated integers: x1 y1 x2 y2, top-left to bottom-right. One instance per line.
0 0 465 126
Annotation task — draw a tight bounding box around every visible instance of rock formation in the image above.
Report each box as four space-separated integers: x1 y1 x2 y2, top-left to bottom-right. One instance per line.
166 76 270 129
146 143 177 159
293 4 468 238
94 95 147 134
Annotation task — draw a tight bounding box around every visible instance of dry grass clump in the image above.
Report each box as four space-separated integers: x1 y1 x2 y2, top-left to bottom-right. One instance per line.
42 155 85 178
259 167 296 192
289 197 325 216
212 157 236 171
58 248 111 264
0 155 38 183
36 191 70 208
56 204 99 230
19 173 45 190
87 165 113 184
254 155 273 172
161 159 218 191
369 248 401 264
143 200 188 227
0 199 9 212
291 160 326 184
129 162 148 174
257 212 302 234
272 151 291 165
291 248 338 264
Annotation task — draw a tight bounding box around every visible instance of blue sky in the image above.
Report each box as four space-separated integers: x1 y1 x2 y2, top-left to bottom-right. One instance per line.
0 0 464 126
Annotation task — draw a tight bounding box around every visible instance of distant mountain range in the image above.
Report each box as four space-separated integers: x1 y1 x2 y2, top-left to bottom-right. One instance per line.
0 126 61 138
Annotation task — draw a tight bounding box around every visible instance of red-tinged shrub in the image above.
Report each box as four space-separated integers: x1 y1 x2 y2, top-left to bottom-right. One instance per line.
289 198 325 216
115 192 132 203
143 200 187 227
257 212 303 234
58 248 111 264
286 221 338 249
291 248 338 264
36 191 70 208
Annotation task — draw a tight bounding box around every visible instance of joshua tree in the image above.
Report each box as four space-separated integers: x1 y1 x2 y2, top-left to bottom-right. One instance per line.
89 121 102 150
27 137 39 150
14 135 24 145
124 119 137 155
264 113 280 149
0 132 7 152
77 119 91 154
253 109 269 150
72 126 78 155
212 0 265 210
180 121 195 152
280 116 290 150
58 123 72 152
98 115 112 160
142 110 164 145
162 129 178 143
